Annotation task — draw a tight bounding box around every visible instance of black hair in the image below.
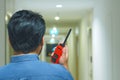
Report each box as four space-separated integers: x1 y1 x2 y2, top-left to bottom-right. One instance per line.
8 10 46 53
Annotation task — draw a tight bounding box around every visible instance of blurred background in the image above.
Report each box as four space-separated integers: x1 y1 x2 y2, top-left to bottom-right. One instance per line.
0 0 120 80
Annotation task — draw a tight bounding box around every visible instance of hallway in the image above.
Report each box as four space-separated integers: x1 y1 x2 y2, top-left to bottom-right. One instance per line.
0 0 120 80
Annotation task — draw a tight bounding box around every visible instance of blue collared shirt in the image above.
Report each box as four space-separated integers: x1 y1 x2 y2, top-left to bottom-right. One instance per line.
0 54 73 80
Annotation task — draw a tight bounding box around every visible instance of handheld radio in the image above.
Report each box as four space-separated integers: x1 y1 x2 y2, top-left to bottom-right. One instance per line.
51 29 72 64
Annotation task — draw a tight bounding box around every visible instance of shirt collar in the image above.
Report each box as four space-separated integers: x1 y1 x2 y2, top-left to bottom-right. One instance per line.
10 54 39 63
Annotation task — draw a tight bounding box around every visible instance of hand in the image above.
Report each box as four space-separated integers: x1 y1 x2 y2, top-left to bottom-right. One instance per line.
59 45 69 70
51 45 69 70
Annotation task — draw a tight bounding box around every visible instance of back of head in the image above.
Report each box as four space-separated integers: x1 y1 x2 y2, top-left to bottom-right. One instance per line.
8 10 46 53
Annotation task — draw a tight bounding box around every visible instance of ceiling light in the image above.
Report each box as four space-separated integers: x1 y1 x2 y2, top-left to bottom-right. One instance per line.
49 27 59 35
54 16 60 20
56 5 62 8
53 27 57 31
50 38 55 43
52 34 55 37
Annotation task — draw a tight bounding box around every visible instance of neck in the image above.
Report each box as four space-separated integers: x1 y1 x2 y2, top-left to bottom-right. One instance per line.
14 44 42 55
14 51 38 55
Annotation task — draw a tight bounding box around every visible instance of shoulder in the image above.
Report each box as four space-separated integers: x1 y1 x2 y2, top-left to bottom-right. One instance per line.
26 61 74 80
36 61 73 80
0 65 8 71
0 66 3 71
48 63 74 80
0 64 10 78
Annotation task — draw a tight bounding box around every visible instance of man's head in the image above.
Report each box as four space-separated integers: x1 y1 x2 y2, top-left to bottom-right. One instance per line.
8 10 46 54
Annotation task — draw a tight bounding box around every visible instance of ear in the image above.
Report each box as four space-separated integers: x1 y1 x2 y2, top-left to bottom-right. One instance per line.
41 37 44 46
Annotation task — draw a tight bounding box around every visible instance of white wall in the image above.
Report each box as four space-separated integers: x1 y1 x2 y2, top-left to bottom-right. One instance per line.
112 1 120 80
6 0 15 13
78 12 92 80
5 0 15 63
93 0 120 80
79 17 89 80
68 28 77 80
0 0 6 66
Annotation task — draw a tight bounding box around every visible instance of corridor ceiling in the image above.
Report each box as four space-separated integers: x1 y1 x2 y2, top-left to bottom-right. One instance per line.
15 0 94 22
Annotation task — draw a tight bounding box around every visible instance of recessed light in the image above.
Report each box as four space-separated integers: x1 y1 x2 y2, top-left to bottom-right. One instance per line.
54 16 60 20
52 34 55 37
56 5 62 8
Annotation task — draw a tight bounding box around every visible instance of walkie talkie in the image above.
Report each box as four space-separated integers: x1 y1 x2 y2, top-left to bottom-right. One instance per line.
51 29 72 64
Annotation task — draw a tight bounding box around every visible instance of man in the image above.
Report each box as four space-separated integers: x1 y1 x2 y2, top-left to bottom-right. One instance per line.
0 10 73 80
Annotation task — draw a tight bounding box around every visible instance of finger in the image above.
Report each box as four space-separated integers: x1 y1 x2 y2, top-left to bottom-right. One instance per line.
63 45 68 54
62 45 68 58
51 52 54 56
65 45 68 58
